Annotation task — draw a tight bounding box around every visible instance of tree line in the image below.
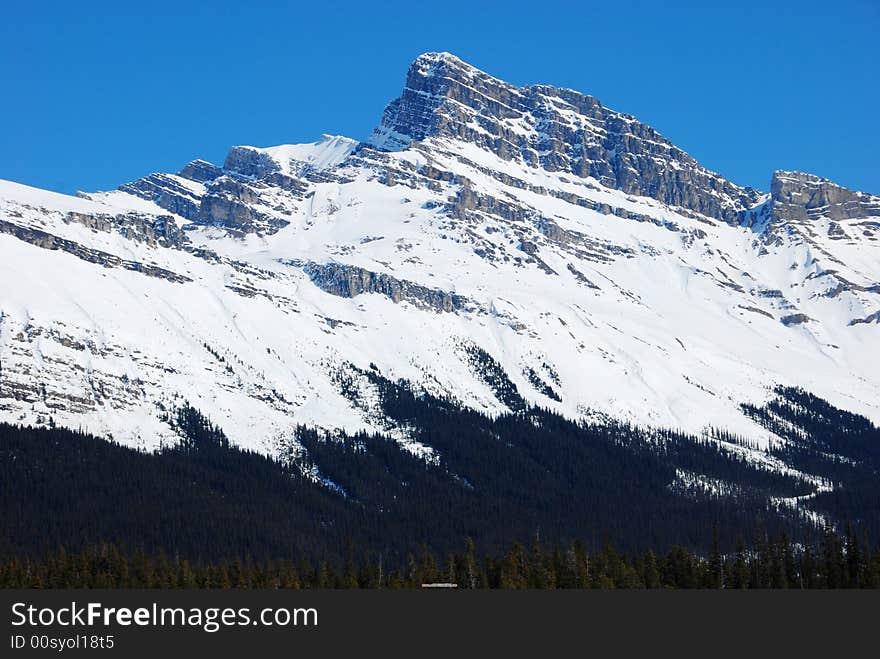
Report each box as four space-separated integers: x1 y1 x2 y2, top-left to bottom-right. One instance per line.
3 528 879 589
2 377 878 567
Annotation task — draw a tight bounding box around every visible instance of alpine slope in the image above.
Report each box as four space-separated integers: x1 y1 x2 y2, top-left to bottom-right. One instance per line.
1 52 878 459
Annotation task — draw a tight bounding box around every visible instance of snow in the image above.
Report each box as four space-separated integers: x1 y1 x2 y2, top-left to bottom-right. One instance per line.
0 178 190 221
244 135 358 176
0 179 114 213
1 117 879 478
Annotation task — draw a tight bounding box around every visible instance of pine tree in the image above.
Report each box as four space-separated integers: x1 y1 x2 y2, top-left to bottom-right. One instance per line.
643 550 661 589
707 527 724 589
463 538 478 589
343 541 359 589
845 523 862 588
418 544 438 585
731 540 750 589
821 526 844 588
529 534 552 589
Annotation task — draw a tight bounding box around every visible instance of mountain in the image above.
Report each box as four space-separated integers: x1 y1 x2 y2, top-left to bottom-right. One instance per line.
1 53 879 546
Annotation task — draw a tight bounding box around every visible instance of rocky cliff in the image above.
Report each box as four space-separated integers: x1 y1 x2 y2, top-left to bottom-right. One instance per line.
770 170 880 226
370 52 764 224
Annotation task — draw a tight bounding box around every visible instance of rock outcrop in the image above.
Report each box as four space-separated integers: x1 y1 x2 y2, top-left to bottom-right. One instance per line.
118 173 203 220
178 159 223 183
770 170 880 224
370 52 762 224
223 146 282 179
0 219 191 283
301 261 471 313
65 211 188 249
196 176 289 234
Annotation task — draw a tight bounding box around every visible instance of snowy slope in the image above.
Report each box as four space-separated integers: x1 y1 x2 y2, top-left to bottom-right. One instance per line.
250 135 359 176
1 54 879 465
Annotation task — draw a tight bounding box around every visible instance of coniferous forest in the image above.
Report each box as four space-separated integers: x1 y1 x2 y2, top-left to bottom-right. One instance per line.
1 376 879 588
2 530 879 589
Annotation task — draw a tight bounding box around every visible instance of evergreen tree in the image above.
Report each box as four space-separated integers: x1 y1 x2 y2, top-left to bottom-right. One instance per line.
642 550 661 589
821 527 844 588
707 527 724 589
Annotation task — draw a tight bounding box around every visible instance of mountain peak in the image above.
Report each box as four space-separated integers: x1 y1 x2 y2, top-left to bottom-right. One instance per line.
369 53 761 224
408 51 491 77
2 52 880 466
367 51 514 151
411 51 467 68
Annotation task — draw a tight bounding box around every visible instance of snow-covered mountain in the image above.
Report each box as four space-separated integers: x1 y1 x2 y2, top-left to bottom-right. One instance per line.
1 51 878 462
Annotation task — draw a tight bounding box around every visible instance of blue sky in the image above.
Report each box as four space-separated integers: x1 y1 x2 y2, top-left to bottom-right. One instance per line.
1 1 877 195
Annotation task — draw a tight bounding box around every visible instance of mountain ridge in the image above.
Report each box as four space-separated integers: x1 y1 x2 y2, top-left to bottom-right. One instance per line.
0 52 878 467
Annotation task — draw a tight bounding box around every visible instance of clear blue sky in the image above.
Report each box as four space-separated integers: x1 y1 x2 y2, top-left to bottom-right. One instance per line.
1 1 877 195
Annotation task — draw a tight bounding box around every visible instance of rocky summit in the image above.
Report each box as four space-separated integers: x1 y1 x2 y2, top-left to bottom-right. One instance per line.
370 52 764 224
0 51 878 471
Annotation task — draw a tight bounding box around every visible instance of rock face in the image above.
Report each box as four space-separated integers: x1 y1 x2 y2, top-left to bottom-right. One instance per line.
106 54 880 240
302 261 471 313
0 218 190 283
223 147 282 179
770 170 880 224
115 139 355 235
118 173 204 220
196 176 289 234
66 211 188 249
370 52 763 224
178 159 223 183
